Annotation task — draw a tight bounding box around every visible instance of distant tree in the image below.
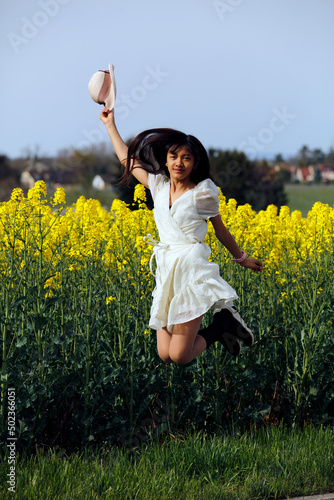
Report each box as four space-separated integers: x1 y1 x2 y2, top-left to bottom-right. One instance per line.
208 149 253 204
208 149 287 211
72 151 97 190
250 161 287 209
274 153 285 164
0 155 22 201
313 165 322 183
0 155 10 179
312 148 325 164
276 166 291 183
54 142 153 207
325 147 334 165
298 145 311 166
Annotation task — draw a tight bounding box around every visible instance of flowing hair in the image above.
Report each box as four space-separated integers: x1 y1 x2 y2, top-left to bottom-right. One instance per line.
121 128 214 184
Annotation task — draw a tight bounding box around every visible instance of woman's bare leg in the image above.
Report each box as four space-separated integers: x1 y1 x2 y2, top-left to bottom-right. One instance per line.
156 327 173 363
157 317 205 365
169 316 206 365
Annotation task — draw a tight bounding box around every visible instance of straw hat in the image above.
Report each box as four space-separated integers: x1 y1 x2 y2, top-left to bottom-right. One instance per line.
88 63 116 111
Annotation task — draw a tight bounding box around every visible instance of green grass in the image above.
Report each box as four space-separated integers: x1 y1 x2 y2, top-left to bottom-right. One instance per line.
1 425 333 499
285 183 334 216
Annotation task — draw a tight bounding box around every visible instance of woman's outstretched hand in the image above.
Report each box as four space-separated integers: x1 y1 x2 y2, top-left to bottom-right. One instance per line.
100 106 115 127
240 257 263 273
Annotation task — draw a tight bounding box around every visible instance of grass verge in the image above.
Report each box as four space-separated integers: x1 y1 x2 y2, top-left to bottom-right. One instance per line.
285 183 334 216
1 425 333 499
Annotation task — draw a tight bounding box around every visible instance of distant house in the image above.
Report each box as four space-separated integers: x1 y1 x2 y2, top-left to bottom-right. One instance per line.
20 171 35 189
321 164 334 182
284 164 334 183
92 175 106 191
92 174 117 191
19 160 52 189
19 158 75 188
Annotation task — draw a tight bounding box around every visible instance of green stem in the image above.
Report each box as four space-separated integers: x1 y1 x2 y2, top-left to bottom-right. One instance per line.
85 269 92 410
34 209 44 382
0 321 7 432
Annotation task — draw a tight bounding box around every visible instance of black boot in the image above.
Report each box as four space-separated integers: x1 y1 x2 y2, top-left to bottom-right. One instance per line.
199 317 241 357
214 307 254 347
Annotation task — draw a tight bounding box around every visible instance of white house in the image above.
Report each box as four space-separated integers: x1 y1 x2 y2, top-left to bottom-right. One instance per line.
92 174 106 191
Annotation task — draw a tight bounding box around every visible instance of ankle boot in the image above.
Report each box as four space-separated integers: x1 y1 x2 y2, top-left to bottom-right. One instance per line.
214 307 254 347
199 319 241 357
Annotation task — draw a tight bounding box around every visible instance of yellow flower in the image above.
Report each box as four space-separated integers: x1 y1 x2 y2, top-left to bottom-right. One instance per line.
52 187 66 206
133 184 147 203
106 296 116 305
11 188 24 202
44 272 61 298
111 199 130 218
28 180 47 202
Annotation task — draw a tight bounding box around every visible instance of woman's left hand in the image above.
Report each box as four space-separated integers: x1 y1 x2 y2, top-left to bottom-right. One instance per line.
240 257 263 273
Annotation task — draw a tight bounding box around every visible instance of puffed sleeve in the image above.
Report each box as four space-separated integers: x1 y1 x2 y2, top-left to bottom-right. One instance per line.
148 173 169 202
195 178 221 219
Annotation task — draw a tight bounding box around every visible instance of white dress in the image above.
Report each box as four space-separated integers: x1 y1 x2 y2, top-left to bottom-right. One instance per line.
147 173 238 333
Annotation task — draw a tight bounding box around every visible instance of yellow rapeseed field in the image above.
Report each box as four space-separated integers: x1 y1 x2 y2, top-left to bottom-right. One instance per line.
1 180 333 288
1 180 333 440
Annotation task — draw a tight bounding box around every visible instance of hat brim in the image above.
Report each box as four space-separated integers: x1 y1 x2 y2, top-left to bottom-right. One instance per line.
105 63 116 111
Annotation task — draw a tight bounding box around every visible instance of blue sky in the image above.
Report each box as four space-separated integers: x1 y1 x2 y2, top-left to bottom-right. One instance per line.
1 0 334 160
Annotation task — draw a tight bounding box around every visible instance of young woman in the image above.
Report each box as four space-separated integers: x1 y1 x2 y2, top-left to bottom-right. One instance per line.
100 107 263 365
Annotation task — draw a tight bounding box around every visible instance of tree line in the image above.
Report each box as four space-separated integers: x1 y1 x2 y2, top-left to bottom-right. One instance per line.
275 145 334 167
1 143 333 209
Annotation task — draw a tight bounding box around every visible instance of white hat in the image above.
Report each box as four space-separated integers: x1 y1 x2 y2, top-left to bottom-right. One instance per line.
88 63 116 111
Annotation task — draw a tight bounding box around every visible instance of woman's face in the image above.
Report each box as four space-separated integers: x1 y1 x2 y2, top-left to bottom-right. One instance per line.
166 146 195 184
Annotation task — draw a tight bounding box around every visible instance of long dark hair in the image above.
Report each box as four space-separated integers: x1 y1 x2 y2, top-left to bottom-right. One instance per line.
122 128 213 184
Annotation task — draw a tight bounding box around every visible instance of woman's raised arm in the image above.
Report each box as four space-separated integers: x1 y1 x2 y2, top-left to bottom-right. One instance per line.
100 107 149 188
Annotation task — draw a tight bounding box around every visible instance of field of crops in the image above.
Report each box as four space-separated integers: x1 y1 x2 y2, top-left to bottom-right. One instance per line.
285 182 334 216
0 181 333 452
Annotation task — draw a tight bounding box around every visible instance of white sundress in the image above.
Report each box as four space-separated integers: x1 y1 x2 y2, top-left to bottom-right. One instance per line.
147 173 238 334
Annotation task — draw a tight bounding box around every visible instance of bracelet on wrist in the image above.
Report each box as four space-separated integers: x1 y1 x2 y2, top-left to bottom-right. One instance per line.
232 250 246 263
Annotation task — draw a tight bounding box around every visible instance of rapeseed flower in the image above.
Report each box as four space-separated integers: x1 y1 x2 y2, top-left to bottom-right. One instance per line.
0 182 332 334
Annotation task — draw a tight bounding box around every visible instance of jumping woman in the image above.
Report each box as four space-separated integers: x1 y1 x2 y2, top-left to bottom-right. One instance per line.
100 107 263 365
